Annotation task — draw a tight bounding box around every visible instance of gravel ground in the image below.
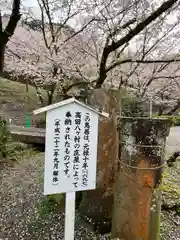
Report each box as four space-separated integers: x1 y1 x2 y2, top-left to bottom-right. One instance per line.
0 152 109 240
1 127 180 240
160 127 180 240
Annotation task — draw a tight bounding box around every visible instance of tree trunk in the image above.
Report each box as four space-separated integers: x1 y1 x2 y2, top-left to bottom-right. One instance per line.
25 82 29 92
47 84 56 105
0 44 5 72
111 117 170 240
47 90 53 105
35 87 44 105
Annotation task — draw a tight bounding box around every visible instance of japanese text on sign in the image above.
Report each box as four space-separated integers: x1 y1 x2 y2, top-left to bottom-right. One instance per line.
73 112 82 188
44 102 99 195
64 111 72 178
52 119 61 185
82 113 90 187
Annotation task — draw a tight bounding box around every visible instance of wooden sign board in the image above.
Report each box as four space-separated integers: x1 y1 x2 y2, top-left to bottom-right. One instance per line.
33 98 109 240
44 102 99 194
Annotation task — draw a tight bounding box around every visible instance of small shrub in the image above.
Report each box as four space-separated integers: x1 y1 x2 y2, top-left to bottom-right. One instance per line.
0 117 10 159
0 117 29 162
153 115 180 126
12 141 28 151
6 141 30 161
47 193 65 212
38 198 55 219
170 116 180 126
121 97 150 117
35 115 46 128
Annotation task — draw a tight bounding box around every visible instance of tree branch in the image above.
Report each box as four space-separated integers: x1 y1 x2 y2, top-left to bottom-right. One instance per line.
64 18 97 43
96 0 179 88
37 0 50 50
3 0 21 44
167 100 180 115
109 0 178 53
110 18 136 38
96 37 110 88
141 75 180 97
106 58 180 73
0 11 2 33
41 0 55 44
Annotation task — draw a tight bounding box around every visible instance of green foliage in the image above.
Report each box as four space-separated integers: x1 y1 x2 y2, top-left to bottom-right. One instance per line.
7 141 30 161
121 97 150 117
48 193 64 203
47 193 65 212
36 195 65 220
167 116 180 126
121 96 180 126
160 165 180 210
0 117 10 158
157 163 180 239
0 77 46 109
152 115 180 126
176 205 180 216
27 198 55 234
35 114 46 128
38 198 56 219
0 117 30 162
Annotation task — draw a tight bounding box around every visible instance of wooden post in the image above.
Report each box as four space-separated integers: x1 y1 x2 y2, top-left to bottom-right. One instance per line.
65 192 76 240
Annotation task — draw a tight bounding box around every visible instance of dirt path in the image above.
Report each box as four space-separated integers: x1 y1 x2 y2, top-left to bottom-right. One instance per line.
0 152 45 239
0 152 104 240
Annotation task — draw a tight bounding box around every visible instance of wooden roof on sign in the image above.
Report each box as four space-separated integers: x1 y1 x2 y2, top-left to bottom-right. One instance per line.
33 97 109 118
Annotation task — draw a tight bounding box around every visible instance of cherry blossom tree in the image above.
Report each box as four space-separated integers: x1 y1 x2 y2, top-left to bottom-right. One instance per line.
0 0 21 72
2 1 180 237
4 0 180 109
4 0 98 104
74 0 180 113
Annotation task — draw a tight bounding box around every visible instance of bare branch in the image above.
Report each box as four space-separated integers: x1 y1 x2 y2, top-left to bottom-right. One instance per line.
141 75 180 97
106 58 180 73
6 46 22 59
96 0 179 88
109 0 178 52
37 0 50 50
167 99 180 115
64 18 97 43
110 18 136 38
56 1 85 35
41 0 55 44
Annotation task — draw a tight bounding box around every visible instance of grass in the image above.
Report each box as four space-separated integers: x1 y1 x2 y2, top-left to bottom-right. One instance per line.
0 77 47 110
161 162 180 207
0 77 48 125
159 160 180 239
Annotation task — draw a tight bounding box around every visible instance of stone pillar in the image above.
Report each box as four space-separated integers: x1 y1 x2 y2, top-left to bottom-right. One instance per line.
79 88 122 225
111 117 170 240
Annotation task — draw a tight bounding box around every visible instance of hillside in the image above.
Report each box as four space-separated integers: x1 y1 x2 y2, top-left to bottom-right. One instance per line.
0 77 46 125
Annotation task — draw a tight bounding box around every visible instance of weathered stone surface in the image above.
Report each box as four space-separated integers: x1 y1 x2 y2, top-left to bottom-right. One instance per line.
79 88 121 221
111 117 170 240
